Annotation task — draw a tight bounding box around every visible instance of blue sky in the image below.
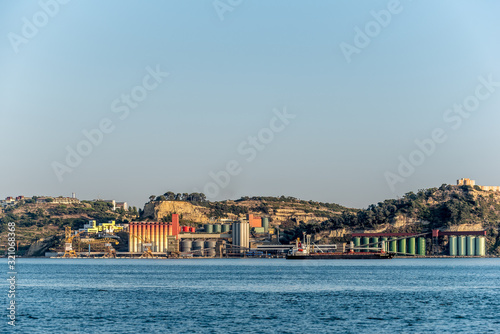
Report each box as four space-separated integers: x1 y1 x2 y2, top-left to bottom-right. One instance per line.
1 0 500 209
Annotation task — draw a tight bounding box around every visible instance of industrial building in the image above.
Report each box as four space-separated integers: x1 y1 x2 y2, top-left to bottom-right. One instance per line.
232 221 250 253
81 220 125 234
125 213 277 258
128 214 180 253
247 214 262 228
179 239 221 257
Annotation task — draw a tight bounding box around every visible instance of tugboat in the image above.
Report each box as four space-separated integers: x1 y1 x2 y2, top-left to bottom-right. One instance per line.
286 235 393 260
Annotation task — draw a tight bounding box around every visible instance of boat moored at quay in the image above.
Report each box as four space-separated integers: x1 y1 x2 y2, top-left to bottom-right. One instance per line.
285 235 393 260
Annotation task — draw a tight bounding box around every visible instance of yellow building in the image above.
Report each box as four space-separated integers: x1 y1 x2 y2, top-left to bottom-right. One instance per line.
83 220 125 234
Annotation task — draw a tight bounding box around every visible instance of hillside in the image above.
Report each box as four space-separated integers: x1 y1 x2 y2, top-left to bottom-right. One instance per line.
3 185 500 256
141 193 357 225
282 184 500 254
0 200 138 255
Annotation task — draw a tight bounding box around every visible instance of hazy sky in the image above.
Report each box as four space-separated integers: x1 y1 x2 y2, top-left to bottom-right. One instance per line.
1 0 500 209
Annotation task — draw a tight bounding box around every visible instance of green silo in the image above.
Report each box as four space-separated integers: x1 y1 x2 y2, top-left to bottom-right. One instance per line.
475 237 486 256
466 236 475 256
205 224 213 233
381 237 389 252
353 237 361 253
262 218 269 232
362 237 370 252
398 238 407 255
417 237 426 256
389 237 397 253
213 224 222 234
370 237 379 252
449 236 457 256
458 236 466 256
407 237 416 255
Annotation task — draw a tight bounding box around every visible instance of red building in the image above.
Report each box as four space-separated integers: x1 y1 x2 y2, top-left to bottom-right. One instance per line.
248 214 262 228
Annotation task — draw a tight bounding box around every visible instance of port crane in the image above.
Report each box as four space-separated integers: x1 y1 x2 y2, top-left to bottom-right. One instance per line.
62 226 84 258
130 234 154 258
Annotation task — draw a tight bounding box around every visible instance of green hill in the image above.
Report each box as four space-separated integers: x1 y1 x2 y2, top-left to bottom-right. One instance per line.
281 185 500 254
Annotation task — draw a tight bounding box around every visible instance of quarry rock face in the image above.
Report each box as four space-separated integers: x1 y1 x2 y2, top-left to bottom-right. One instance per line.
25 236 59 257
142 201 210 222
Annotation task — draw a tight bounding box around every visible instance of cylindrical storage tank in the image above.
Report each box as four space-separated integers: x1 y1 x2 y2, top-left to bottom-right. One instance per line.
458 236 466 256
370 237 379 252
398 239 407 255
190 227 196 233
408 238 416 255
180 240 192 252
221 224 230 233
449 236 457 256
205 249 216 257
389 237 397 253
466 236 475 256
213 224 222 233
192 240 204 250
182 226 189 233
204 240 216 249
475 237 486 256
353 237 360 253
361 237 369 252
381 237 388 252
417 237 426 256
263 218 269 232
204 224 213 233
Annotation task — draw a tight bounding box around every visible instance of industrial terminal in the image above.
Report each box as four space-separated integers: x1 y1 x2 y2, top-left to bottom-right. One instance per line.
50 213 290 258
50 212 489 259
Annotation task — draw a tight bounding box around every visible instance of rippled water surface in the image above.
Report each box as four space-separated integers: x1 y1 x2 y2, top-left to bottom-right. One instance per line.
2 258 500 333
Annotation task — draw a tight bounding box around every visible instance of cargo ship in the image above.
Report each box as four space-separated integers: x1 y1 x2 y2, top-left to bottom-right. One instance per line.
285 236 393 260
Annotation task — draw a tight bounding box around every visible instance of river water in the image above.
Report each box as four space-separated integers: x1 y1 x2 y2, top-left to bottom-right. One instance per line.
2 258 499 333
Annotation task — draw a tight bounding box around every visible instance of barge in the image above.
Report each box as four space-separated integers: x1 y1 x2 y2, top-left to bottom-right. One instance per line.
285 235 393 260
286 252 393 259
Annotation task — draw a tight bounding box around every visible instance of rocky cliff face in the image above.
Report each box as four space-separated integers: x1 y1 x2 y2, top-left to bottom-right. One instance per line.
142 201 210 222
25 236 60 257
142 200 338 225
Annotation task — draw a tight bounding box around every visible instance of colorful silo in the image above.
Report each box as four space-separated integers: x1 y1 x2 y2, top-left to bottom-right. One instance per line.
398 238 406 255
417 237 426 256
370 237 379 252
466 236 476 256
408 238 416 255
389 237 397 253
475 237 486 256
221 224 230 233
262 217 269 232
353 237 360 252
458 236 466 256
449 236 457 256
204 224 213 233
213 224 222 233
361 237 370 252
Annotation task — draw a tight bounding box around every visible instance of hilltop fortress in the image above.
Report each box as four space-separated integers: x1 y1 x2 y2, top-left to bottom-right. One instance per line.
457 178 500 192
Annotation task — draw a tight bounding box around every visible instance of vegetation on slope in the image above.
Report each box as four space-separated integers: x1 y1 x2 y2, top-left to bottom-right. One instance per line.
146 192 356 220
0 200 139 254
281 185 500 253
